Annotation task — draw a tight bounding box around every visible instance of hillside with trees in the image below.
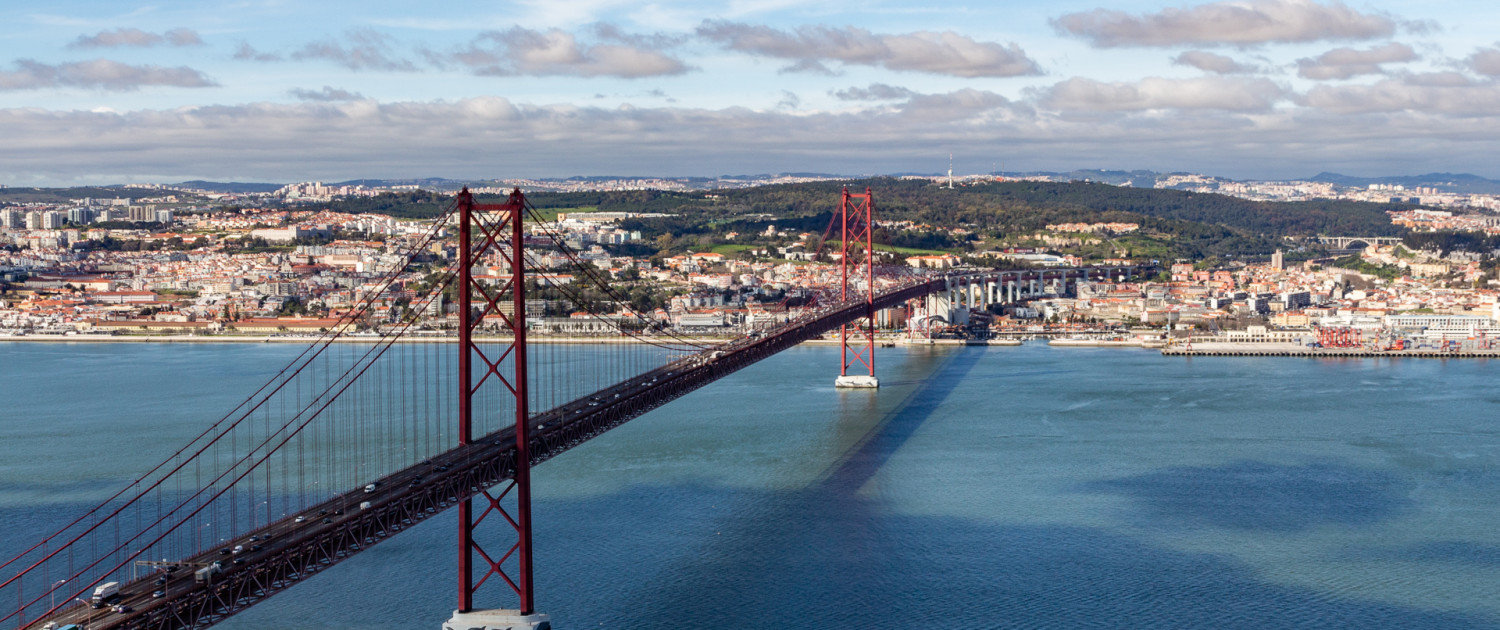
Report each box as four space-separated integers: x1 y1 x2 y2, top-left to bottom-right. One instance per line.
314 178 1412 262
0 187 158 205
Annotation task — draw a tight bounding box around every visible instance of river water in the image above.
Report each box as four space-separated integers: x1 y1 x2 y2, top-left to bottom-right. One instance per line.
2 342 1498 628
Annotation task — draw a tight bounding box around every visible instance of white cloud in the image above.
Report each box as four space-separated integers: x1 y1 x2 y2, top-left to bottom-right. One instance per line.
590 23 689 49
248 24 692 78
831 84 917 101
1041 76 1288 112
69 28 203 48
697 21 1041 78
898 88 1020 123
291 29 418 72
7 88 1500 183
233 42 282 62
289 86 365 102
1300 73 1500 116
0 94 1026 182
1296 42 1415 80
1172 51 1259 74
1468 45 1500 77
0 59 217 91
1053 0 1396 48
438 27 690 78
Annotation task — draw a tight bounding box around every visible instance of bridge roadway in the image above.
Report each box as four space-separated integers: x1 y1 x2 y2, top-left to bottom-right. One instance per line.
34 266 1144 630
30 277 941 630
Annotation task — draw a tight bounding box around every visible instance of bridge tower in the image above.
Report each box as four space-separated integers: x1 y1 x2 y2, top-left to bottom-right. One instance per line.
446 188 552 630
835 186 880 388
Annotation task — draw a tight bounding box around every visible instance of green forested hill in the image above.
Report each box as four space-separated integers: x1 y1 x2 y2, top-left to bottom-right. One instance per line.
314 177 1411 260
952 181 1406 237
0 187 157 204
682 178 1404 238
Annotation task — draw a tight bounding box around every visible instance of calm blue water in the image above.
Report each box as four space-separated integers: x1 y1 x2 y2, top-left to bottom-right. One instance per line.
2 342 1499 628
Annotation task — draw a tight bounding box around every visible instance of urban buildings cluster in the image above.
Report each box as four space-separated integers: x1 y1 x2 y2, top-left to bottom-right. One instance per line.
1388 209 1500 234
1015 244 1500 343
0 194 909 336
5 175 1499 344
1160 176 1500 210
1043 222 1139 234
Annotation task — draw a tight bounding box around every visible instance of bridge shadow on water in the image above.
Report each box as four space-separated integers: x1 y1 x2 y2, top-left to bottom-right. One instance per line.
531 346 1499 630
817 346 989 498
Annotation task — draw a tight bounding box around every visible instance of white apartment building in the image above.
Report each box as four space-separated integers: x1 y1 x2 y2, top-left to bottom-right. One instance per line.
1383 314 1500 340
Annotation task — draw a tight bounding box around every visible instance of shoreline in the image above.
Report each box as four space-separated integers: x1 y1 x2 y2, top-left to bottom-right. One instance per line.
1162 348 1500 358
0 334 742 345
0 334 1032 347
0 333 909 345
1160 340 1500 358
8 335 1493 358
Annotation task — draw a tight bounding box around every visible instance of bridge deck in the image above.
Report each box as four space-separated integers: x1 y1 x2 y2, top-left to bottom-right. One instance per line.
33 265 1147 630
33 280 941 630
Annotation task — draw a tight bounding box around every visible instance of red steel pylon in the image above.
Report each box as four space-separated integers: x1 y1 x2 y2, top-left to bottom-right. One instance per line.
455 187 536 615
839 187 876 380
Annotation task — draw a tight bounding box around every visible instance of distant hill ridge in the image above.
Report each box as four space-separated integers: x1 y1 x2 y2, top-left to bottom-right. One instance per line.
1028 169 1500 194
170 171 1500 195
176 181 284 193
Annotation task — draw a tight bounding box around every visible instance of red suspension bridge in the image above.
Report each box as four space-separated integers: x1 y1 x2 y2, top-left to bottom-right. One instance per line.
2 188 1149 630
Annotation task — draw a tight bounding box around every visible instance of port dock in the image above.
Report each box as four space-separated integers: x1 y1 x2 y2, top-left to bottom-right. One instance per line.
1163 341 1500 358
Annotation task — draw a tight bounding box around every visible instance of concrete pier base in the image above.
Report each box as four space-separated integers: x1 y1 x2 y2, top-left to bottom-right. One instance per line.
834 375 880 388
444 609 552 630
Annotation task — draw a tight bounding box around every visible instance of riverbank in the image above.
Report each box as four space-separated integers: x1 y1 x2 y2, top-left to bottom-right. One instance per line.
1162 341 1500 358
0 333 740 345
19 334 1491 358
0 333 933 346
0 334 1040 348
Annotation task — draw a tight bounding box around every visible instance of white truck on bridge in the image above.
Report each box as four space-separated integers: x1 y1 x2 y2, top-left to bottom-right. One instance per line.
195 562 223 583
88 581 119 607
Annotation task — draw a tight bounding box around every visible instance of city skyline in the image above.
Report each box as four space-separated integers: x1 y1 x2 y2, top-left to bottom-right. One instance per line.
4 1 1500 185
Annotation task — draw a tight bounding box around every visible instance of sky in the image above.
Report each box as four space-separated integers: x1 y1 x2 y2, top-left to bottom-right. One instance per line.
3 0 1500 186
